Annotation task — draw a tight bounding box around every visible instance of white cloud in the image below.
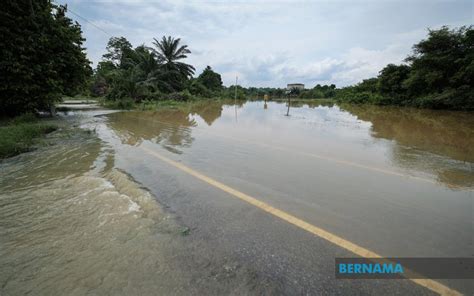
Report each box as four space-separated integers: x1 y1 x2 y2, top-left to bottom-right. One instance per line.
60 0 472 87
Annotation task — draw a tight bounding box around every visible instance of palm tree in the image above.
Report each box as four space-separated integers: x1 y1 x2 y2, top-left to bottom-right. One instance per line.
152 36 195 79
133 45 160 75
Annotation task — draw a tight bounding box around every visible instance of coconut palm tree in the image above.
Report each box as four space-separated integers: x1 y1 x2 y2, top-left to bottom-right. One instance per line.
152 36 195 79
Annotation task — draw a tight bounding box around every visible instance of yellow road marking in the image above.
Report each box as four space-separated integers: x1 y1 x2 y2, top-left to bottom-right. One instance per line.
140 145 463 296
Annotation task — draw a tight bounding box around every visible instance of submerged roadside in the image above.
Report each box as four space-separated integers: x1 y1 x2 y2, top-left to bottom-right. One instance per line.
0 110 275 295
0 114 57 159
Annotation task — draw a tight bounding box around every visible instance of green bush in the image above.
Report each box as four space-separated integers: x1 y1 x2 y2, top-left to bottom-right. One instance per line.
164 90 194 101
188 80 212 97
9 113 38 124
0 121 57 158
1 2 91 117
334 26 473 110
99 98 134 110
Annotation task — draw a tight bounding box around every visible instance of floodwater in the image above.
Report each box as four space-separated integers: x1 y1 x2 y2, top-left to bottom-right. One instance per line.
0 114 275 295
1 100 473 295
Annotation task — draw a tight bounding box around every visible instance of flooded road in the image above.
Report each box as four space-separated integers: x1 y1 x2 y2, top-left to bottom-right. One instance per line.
0 113 275 295
1 101 473 295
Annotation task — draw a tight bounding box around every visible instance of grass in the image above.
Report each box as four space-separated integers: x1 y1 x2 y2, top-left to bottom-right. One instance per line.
98 97 227 111
0 114 57 159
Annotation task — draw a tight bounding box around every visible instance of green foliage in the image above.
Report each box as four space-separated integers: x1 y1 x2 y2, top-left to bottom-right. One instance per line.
197 66 223 91
103 36 133 67
0 1 92 117
152 36 195 91
163 90 194 102
93 35 205 103
335 89 383 104
9 113 38 124
335 26 473 110
299 84 337 98
93 25 472 111
188 79 212 97
244 87 286 98
377 64 411 104
0 116 57 158
222 86 247 100
356 78 379 93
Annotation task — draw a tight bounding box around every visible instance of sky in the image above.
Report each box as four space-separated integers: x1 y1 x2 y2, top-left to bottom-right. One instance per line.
56 0 473 88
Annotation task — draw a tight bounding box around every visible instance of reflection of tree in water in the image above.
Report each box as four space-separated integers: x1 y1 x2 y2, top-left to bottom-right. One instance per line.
107 100 237 152
184 99 246 126
342 105 474 188
188 100 224 126
290 100 335 109
106 110 196 154
224 99 245 108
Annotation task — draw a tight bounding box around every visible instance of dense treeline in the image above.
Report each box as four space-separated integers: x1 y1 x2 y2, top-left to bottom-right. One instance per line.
91 36 339 104
334 26 473 110
1 8 471 117
1 0 91 117
299 84 337 99
90 36 225 105
94 26 472 111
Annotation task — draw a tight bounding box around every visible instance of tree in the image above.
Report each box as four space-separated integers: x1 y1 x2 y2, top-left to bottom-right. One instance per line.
93 37 196 99
0 1 91 116
197 66 223 91
103 36 134 68
355 78 379 93
132 45 160 75
334 26 473 110
89 61 115 97
403 26 473 109
188 79 211 97
152 36 195 91
378 64 411 103
309 84 337 98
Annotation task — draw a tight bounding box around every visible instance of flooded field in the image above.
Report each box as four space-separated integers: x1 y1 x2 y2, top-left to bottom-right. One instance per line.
1 100 473 295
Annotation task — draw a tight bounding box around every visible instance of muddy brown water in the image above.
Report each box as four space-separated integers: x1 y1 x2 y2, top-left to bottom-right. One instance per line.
0 101 472 295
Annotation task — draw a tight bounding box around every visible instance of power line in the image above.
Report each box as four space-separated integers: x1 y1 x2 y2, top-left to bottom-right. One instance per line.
66 7 112 37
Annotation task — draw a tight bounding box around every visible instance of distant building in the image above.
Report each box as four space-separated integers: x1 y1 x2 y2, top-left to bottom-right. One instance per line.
287 83 305 90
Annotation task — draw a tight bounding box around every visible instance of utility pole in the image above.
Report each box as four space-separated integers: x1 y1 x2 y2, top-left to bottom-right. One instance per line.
234 76 238 103
286 95 291 116
234 76 238 122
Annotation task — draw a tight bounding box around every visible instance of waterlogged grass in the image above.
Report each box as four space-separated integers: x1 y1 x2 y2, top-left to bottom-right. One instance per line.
0 114 57 159
135 99 186 110
98 97 230 111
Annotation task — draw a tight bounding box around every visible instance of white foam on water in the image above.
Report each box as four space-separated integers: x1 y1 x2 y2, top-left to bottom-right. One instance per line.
126 198 141 213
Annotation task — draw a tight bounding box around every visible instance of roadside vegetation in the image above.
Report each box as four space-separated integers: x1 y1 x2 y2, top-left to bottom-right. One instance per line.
91 26 472 111
333 26 473 110
1 1 92 117
88 34 330 105
1 1 472 125
1 1 86 158
0 114 57 159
